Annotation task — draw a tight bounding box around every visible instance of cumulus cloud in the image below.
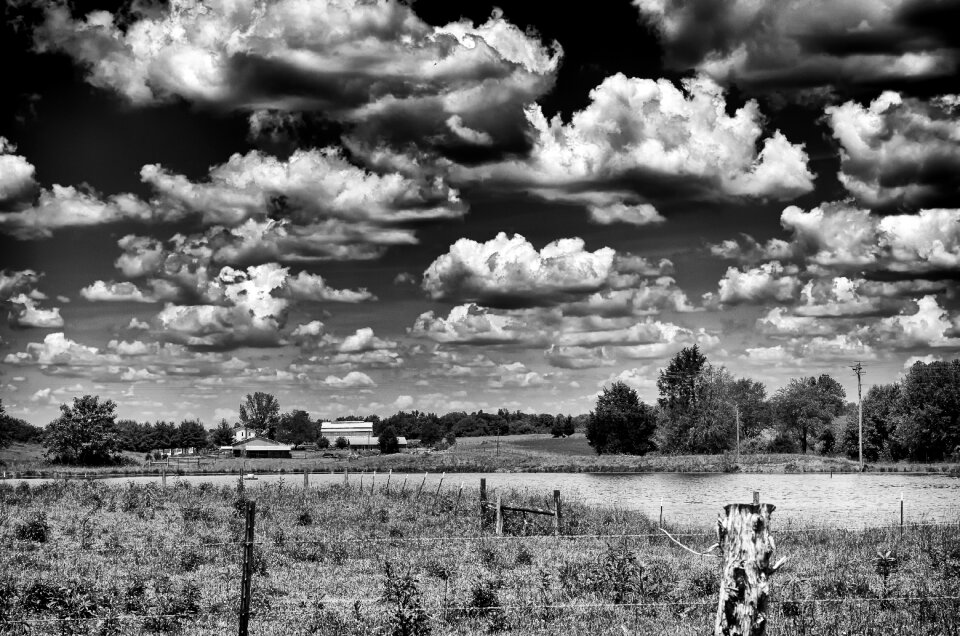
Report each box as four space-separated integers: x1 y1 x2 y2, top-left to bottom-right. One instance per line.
588 202 665 226
741 334 876 366
32 0 560 160
323 371 376 388
0 138 37 203
8 294 64 328
634 0 960 93
0 269 43 301
544 345 615 369
870 295 960 348
453 74 814 211
80 280 157 303
827 92 960 209
286 271 374 303
0 184 152 239
714 202 960 276
410 303 549 346
707 262 801 306
488 362 549 389
423 233 678 308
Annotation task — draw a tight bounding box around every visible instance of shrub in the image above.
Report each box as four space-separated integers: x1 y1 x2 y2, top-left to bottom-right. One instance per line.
15 511 49 543
317 436 330 449
335 436 348 450
383 562 431 636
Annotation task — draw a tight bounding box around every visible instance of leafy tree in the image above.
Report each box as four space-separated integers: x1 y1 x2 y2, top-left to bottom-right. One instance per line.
148 420 178 450
209 419 236 447
550 417 565 438
444 431 456 446
727 378 771 439
0 399 10 448
178 419 208 449
317 436 330 449
44 395 122 465
587 381 656 455
657 365 737 453
276 409 318 445
562 415 576 436
657 345 707 411
893 360 960 461
378 426 400 454
773 375 846 453
841 383 901 461
239 392 281 438
334 436 348 450
418 418 443 446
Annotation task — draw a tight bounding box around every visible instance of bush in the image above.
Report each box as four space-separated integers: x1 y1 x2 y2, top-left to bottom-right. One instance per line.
15 511 49 543
317 436 330 449
334 436 348 450
383 562 430 636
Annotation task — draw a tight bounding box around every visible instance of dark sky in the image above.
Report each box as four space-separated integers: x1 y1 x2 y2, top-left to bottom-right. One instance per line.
1 0 958 425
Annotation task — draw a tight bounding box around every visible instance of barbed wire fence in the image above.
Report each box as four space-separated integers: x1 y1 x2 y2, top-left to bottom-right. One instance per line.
1 477 960 635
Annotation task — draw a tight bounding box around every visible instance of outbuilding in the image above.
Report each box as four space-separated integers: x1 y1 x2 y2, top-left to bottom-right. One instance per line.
232 437 293 459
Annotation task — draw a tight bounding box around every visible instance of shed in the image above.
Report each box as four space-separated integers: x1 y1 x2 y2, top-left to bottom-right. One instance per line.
232 437 293 459
343 435 408 450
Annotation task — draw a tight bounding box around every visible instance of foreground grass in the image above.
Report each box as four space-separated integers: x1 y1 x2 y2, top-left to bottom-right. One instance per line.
1 479 959 635
4 437 960 478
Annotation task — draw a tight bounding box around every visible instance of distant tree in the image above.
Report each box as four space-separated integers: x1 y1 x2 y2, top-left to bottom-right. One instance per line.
727 378 771 439
44 395 121 465
149 420 178 450
893 360 960 461
419 418 443 446
178 419 208 449
587 381 657 455
239 392 281 438
773 375 846 453
550 417 564 438
562 415 576 437
317 436 330 449
276 409 317 445
334 436 348 450
657 365 737 453
841 383 901 461
378 426 400 454
210 419 236 447
444 431 456 446
0 399 9 449
657 345 708 412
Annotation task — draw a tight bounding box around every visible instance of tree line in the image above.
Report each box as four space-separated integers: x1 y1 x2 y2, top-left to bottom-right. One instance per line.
587 347 960 463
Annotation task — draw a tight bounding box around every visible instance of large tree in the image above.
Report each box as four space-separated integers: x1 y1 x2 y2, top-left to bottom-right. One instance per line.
178 419 208 449
239 392 281 438
276 409 318 444
841 383 901 461
44 395 121 465
587 381 656 455
894 360 960 461
727 377 772 440
773 375 846 453
657 365 738 453
657 345 708 411
209 419 236 447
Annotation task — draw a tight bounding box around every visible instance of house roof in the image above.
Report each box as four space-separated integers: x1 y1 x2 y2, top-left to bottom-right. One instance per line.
232 436 292 450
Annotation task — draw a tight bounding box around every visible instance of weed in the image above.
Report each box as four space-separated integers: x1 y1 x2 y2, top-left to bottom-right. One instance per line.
15 510 49 542
296 508 313 526
383 562 431 636
589 543 645 604
465 576 506 631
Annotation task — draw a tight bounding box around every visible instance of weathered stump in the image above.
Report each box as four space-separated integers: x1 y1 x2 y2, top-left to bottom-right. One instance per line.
714 502 783 636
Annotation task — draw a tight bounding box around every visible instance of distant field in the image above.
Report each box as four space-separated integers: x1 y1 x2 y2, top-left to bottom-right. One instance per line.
503 434 595 456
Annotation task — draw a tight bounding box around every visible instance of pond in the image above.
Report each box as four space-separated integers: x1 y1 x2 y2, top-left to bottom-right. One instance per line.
52 470 959 528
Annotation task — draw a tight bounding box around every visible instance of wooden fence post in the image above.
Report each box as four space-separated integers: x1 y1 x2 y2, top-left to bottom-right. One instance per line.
343 468 348 486
553 489 562 536
455 481 464 513
303 467 309 490
479 478 488 529
161 465 166 488
399 477 408 496
495 495 503 536
416 472 428 501
371 470 376 495
238 500 256 636
714 496 784 636
385 470 392 495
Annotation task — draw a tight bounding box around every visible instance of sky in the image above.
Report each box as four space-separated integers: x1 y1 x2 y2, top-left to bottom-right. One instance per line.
1 0 959 427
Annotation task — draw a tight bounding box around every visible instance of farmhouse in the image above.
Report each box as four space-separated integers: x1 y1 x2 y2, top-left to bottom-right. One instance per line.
232 426 257 442
232 437 292 459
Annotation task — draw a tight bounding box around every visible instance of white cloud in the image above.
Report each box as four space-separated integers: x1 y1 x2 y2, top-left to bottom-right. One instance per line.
323 371 376 388
410 303 548 346
8 294 64 328
710 261 801 306
0 184 151 239
588 202 665 226
393 395 415 410
827 91 960 208
423 232 669 307
453 74 813 207
872 295 960 348
291 321 325 337
0 269 43 301
0 138 37 202
80 280 157 303
544 345 615 369
286 271 374 303
337 328 397 354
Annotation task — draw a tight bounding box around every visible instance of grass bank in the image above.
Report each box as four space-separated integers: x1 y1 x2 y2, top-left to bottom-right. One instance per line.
4 436 959 479
1 479 958 635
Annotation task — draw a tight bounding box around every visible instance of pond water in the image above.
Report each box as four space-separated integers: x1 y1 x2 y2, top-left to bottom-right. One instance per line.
12 470 952 529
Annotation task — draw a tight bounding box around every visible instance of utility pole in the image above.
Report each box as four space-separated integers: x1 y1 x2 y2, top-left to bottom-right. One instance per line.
851 361 864 472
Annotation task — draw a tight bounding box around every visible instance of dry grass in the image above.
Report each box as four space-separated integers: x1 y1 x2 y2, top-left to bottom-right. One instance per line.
0 479 959 635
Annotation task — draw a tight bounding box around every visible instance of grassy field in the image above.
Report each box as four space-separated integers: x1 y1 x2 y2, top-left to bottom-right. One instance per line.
0 479 958 635
3 436 959 478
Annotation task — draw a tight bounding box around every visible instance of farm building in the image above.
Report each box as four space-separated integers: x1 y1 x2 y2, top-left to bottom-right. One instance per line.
232 437 292 459
320 421 373 438
342 435 408 450
232 426 257 443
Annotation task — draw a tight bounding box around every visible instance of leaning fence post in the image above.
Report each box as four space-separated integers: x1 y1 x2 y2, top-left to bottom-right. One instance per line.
480 478 488 529
371 470 377 495
553 489 562 536
238 500 256 636
455 481 464 513
303 466 309 490
714 495 785 636
495 495 503 536
385 470 392 495
416 472 428 501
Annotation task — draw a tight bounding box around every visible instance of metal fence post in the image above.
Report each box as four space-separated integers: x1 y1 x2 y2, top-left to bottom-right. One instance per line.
238 500 256 636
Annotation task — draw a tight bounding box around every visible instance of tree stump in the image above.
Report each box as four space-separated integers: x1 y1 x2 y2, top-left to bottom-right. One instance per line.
714 502 783 636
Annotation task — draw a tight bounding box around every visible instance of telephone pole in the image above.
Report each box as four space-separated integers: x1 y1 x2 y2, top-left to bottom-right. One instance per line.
735 403 740 465
851 361 864 471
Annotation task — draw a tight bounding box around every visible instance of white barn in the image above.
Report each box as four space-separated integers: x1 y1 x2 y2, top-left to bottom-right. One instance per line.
320 421 373 438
